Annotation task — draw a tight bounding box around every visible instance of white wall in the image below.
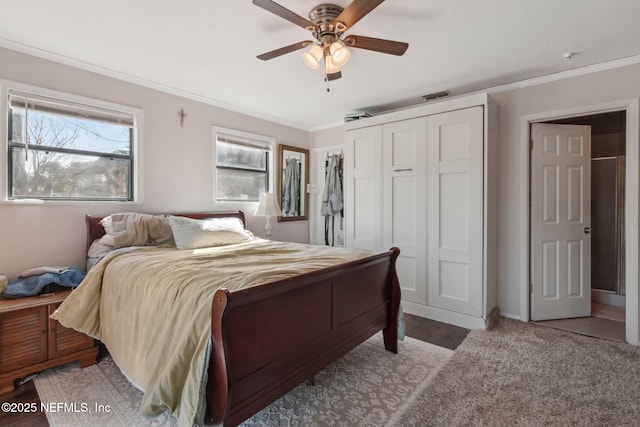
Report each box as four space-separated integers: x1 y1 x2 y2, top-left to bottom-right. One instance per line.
310 126 344 149
0 47 310 278
310 60 640 321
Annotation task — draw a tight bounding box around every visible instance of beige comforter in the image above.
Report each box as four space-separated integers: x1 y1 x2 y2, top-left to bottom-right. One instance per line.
51 238 370 427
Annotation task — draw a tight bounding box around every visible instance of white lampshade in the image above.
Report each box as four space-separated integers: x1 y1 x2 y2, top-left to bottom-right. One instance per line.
329 42 351 67
255 192 283 217
302 45 323 69
324 54 341 75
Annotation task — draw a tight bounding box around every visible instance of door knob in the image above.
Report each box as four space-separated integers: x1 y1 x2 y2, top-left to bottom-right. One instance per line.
584 227 592 234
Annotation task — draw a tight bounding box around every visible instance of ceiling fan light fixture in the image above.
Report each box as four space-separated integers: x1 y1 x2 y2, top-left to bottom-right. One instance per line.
324 54 341 75
302 44 323 69
254 0 409 88
329 41 351 67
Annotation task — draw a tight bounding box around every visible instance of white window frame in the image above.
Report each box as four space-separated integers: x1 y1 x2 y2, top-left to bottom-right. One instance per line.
212 126 276 206
0 80 144 204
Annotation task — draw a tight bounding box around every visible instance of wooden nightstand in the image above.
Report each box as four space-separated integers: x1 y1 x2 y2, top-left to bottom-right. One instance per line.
0 290 98 395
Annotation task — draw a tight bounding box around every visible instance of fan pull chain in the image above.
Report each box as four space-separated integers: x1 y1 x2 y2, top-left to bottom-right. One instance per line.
325 76 330 93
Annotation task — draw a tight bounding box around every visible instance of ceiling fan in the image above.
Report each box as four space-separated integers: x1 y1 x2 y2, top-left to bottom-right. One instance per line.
253 0 409 86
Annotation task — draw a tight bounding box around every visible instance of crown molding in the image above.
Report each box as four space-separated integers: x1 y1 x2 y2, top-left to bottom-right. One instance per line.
487 54 640 95
0 38 310 132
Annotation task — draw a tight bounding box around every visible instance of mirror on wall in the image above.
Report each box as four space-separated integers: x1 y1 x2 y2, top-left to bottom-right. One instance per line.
277 144 309 221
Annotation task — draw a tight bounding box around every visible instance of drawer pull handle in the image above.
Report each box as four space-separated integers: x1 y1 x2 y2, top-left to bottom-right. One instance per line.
394 168 413 172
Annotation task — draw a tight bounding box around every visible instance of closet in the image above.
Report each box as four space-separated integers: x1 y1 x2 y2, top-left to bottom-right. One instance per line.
310 146 345 247
344 93 497 329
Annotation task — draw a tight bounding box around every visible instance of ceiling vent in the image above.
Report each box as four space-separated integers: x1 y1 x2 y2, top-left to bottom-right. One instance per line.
422 90 450 101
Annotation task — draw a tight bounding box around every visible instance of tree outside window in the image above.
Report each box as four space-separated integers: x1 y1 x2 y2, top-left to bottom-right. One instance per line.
8 91 135 201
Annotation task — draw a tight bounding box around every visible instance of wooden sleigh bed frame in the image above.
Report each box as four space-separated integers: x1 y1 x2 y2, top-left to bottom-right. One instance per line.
86 210 401 426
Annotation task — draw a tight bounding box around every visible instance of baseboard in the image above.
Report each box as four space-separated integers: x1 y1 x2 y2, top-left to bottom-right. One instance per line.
592 290 626 307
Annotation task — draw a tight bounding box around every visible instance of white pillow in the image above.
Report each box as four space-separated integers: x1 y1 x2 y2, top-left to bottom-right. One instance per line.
168 216 253 250
88 236 115 258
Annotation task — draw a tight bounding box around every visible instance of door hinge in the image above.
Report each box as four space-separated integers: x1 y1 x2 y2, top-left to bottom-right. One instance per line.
530 140 534 151
530 282 534 293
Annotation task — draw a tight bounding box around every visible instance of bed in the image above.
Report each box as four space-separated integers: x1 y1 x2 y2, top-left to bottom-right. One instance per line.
53 211 400 426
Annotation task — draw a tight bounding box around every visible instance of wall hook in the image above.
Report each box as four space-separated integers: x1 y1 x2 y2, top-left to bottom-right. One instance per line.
179 107 187 127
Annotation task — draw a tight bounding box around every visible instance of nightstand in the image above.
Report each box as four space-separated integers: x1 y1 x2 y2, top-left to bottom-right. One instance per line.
0 290 98 394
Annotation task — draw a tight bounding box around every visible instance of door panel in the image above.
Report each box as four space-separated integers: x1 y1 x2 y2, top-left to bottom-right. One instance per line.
567 166 584 222
427 106 483 316
567 240 583 296
392 175 417 250
345 127 382 251
383 118 427 304
531 123 591 320
542 165 559 222
542 241 558 298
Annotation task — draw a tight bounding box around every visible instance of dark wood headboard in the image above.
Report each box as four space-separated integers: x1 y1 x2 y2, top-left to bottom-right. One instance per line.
85 211 246 253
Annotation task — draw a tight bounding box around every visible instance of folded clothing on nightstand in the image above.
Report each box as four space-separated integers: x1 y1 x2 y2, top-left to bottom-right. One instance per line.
2 267 85 298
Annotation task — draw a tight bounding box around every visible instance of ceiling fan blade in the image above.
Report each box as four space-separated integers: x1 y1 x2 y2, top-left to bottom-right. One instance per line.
334 0 386 30
252 0 317 31
257 40 314 61
344 35 408 56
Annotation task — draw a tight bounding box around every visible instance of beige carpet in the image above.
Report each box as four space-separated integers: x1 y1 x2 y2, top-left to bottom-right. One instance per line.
34 333 453 426
397 317 640 427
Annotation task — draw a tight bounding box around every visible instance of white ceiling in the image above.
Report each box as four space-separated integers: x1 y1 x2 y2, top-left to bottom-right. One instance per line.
2 1 640 131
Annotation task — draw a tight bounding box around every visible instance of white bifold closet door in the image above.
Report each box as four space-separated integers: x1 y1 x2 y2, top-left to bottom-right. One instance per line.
426 106 484 316
344 126 383 252
383 118 427 304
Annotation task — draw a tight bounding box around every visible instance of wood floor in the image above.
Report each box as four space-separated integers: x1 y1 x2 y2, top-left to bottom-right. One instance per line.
0 380 48 427
0 314 469 427
592 302 625 322
403 313 470 350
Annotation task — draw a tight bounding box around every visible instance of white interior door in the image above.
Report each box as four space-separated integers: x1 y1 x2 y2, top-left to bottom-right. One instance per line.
531 123 591 321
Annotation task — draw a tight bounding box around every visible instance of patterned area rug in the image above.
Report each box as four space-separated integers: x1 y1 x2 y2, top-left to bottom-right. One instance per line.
34 333 452 426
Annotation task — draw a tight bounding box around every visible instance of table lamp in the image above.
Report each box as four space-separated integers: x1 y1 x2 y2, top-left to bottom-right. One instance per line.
254 192 283 239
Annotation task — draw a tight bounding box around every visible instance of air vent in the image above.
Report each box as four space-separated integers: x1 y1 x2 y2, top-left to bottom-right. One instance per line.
422 90 450 101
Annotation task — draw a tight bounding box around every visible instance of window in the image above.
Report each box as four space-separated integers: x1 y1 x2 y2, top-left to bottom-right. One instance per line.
214 128 273 202
7 89 136 201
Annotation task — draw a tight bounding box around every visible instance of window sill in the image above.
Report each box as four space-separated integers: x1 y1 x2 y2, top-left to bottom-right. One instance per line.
0 199 143 207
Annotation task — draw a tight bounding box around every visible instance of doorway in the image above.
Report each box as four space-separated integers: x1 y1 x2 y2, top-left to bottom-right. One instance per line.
530 111 626 341
309 145 345 247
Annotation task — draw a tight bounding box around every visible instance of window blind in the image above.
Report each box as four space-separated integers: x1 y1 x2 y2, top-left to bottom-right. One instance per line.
216 132 271 150
8 90 135 127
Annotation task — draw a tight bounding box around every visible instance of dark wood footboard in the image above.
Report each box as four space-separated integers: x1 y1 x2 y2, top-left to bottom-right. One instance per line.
206 247 401 426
